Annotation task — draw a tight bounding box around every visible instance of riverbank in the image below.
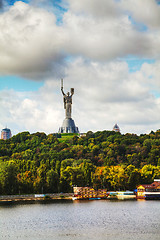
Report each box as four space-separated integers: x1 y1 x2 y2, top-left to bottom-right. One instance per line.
0 193 74 204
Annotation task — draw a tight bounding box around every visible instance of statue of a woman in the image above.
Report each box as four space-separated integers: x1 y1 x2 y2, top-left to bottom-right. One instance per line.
61 79 74 119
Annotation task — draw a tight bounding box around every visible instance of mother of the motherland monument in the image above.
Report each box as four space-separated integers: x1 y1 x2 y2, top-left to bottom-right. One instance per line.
58 79 79 133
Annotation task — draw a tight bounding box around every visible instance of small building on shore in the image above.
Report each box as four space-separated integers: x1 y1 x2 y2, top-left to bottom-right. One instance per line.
136 179 160 199
73 187 108 200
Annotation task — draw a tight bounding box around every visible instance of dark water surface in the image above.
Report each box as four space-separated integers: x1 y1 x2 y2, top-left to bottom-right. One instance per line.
0 200 160 240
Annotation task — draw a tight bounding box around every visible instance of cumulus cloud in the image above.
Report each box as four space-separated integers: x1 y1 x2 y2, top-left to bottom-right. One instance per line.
63 58 160 133
67 0 160 30
1 0 160 135
141 61 160 90
62 0 160 61
0 81 63 134
67 0 121 19
121 0 160 29
62 11 152 60
0 0 160 79
1 59 160 135
0 2 66 78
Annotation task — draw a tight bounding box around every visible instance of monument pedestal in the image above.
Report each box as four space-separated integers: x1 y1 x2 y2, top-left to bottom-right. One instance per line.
58 118 79 133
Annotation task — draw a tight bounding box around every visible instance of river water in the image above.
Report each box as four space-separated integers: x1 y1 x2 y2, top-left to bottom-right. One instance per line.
0 200 160 240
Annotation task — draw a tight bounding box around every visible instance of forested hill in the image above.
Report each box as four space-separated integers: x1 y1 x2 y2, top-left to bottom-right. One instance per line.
0 130 160 195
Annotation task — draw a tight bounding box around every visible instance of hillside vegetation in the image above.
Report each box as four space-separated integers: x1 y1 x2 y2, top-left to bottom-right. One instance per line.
0 130 160 195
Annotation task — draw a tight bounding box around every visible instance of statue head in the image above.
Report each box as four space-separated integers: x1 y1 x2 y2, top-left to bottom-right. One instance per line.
67 92 70 96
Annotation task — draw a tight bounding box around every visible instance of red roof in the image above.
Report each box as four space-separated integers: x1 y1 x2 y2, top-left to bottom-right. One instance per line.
138 181 160 190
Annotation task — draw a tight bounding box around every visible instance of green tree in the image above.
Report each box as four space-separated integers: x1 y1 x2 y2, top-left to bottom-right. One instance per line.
46 169 59 193
0 161 18 194
141 165 155 183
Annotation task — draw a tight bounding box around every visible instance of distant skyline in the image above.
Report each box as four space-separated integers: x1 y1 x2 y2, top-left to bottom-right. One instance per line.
1 0 160 135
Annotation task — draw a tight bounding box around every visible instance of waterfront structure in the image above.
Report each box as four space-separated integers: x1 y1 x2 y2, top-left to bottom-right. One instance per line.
73 187 136 200
58 79 79 133
73 187 108 200
136 179 160 199
1 128 12 140
116 191 136 200
107 191 136 200
113 123 120 132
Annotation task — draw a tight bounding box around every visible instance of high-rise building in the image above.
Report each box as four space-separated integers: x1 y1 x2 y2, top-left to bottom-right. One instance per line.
113 124 120 133
1 128 12 140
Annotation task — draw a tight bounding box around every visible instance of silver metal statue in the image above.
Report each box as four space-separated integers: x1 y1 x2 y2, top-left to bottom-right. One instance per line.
58 79 79 133
61 79 74 119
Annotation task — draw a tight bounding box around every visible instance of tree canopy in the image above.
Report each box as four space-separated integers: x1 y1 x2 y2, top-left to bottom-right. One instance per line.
0 130 160 194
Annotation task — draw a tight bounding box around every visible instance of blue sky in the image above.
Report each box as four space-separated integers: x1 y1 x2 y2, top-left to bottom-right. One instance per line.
6 0 29 4
1 0 160 135
126 59 155 73
0 76 43 91
5 0 62 6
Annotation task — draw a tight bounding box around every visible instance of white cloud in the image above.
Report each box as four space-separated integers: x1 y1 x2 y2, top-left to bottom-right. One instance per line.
0 80 63 135
63 58 160 133
62 1 160 61
62 0 160 61
141 61 160 91
0 2 66 78
121 0 160 29
1 0 160 80
62 9 153 61
67 0 160 30
1 59 160 135
66 0 121 19
1 0 160 136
